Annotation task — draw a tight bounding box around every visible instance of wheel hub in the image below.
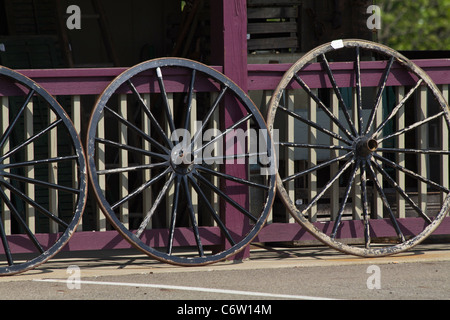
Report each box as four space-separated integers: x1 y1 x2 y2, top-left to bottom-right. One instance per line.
354 136 378 159
170 145 194 174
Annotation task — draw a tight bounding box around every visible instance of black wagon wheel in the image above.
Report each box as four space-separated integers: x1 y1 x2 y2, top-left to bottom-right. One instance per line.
268 39 450 257
0 66 87 275
87 58 276 266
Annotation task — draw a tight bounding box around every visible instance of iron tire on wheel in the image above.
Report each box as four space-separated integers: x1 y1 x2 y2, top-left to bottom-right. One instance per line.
0 66 87 275
267 39 450 257
87 58 276 266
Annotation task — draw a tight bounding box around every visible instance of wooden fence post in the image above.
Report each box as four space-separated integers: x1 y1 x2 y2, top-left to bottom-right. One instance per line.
210 0 250 260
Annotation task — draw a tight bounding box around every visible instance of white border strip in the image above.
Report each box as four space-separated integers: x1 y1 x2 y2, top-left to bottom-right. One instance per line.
34 279 335 300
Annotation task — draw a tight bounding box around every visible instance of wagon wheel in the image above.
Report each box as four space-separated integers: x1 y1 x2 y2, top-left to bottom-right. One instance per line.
268 39 450 257
0 67 87 275
87 58 276 266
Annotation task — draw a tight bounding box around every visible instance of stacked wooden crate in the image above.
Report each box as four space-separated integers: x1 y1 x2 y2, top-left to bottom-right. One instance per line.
247 0 301 53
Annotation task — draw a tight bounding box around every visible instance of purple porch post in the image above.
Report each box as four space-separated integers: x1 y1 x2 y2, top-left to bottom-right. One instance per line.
210 0 250 260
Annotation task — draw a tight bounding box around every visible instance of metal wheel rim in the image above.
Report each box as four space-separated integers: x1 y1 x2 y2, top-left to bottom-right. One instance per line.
0 66 87 275
267 39 450 257
87 58 276 266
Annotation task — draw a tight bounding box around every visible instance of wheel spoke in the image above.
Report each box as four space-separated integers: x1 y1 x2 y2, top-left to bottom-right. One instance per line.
127 80 174 149
95 137 169 161
0 89 35 150
182 176 204 257
0 119 62 162
104 105 170 154
365 56 395 135
0 187 45 253
1 180 69 228
156 67 176 134
277 141 353 151
378 110 445 143
202 152 266 164
3 155 78 169
111 167 171 210
96 162 168 175
355 47 363 134
293 73 355 140
365 159 406 242
373 153 449 193
321 53 358 137
360 161 371 248
183 69 197 131
167 176 181 255
283 152 354 183
370 157 433 224
196 165 270 190
193 170 257 223
135 172 175 238
377 148 450 155
190 86 228 151
302 156 355 215
2 172 80 194
188 174 237 246
277 105 352 145
331 160 359 239
372 79 423 138
194 113 253 155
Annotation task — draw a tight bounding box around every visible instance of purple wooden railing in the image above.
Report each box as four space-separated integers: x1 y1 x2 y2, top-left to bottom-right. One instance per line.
2 58 448 96
1 58 450 255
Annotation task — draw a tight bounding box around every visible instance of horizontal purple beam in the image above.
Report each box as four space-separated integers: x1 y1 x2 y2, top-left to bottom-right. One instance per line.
0 59 448 97
2 217 449 254
0 226 223 254
248 58 450 90
0 66 226 97
253 217 450 242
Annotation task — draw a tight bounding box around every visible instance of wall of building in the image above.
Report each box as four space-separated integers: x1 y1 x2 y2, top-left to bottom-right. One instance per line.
0 0 375 68
61 0 181 67
0 0 181 68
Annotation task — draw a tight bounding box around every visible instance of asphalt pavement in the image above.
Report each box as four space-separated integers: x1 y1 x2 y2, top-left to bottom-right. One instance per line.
0 242 450 303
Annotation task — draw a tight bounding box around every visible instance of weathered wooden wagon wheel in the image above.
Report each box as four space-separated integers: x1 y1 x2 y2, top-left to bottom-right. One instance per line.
87 58 276 266
268 39 450 257
0 67 87 275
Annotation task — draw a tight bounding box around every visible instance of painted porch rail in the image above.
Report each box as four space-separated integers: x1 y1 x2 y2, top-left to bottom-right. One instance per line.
1 58 450 254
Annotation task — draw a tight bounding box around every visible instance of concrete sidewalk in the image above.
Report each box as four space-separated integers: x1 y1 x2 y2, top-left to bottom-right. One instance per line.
2 242 450 282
